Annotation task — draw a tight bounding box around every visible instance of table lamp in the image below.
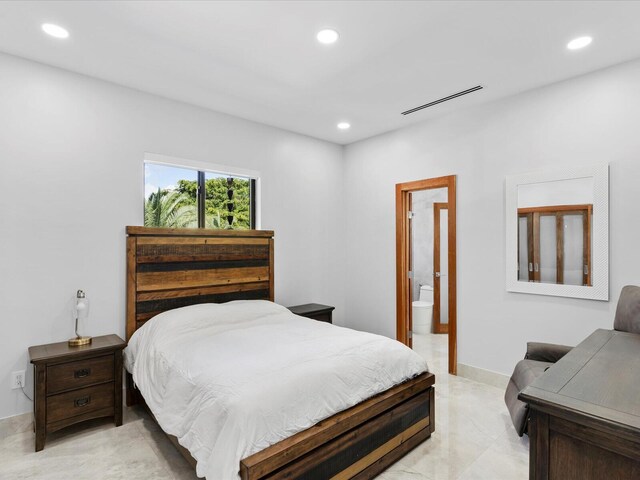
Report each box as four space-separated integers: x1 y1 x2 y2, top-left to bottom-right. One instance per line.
68 289 92 346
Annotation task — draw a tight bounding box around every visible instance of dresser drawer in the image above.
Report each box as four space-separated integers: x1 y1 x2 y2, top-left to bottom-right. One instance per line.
47 355 114 394
46 382 114 424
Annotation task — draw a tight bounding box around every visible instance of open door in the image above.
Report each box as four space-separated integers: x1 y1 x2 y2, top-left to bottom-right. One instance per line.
407 192 414 349
433 202 449 334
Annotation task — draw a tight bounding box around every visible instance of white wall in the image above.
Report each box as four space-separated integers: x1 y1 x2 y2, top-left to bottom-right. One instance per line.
2 50 640 420
343 58 640 376
0 53 345 419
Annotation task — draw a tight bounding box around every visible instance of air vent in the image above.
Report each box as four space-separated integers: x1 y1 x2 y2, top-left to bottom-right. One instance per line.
401 85 483 116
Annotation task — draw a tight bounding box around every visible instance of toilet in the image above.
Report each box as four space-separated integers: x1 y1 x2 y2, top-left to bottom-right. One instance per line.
412 285 433 334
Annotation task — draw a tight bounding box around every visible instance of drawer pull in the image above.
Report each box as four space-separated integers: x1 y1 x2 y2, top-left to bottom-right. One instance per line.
74 396 91 408
74 368 91 379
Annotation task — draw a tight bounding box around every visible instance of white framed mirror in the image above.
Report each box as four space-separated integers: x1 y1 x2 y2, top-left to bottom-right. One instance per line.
505 165 609 301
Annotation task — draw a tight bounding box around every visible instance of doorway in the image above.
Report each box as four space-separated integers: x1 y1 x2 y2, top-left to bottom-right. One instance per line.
396 175 457 374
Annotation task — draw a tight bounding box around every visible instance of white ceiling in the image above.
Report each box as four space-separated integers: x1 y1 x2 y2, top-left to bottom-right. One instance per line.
1 1 640 145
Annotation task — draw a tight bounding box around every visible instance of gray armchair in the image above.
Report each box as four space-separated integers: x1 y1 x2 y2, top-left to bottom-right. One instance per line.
504 285 640 436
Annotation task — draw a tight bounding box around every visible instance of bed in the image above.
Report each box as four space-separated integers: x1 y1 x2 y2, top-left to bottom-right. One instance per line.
125 226 435 479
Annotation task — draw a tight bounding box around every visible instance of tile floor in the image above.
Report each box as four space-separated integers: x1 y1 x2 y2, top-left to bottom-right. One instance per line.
377 334 529 480
0 333 528 479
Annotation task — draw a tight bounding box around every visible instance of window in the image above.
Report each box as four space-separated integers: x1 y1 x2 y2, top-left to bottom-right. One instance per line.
144 161 256 229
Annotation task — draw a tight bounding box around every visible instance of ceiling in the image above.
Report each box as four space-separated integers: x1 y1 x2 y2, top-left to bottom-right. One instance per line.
1 1 640 145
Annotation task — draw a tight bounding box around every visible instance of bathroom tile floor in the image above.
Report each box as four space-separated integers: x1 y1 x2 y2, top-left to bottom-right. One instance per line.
0 333 528 479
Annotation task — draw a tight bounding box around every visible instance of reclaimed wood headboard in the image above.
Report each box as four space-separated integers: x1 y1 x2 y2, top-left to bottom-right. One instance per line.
126 226 274 341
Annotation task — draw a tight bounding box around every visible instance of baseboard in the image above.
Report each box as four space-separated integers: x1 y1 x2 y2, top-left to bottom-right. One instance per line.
0 411 32 439
457 363 509 390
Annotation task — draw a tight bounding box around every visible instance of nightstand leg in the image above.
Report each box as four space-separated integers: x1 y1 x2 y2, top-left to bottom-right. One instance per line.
34 364 46 451
114 351 123 427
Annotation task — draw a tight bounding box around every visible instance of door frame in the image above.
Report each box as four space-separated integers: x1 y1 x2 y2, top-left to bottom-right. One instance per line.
395 175 457 375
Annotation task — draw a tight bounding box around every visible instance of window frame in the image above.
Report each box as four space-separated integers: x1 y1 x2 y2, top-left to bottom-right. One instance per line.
143 153 260 230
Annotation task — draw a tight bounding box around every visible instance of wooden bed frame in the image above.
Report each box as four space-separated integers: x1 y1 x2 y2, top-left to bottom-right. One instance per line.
125 226 435 479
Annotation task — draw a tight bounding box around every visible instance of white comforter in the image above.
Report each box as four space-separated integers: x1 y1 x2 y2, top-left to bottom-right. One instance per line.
124 300 428 479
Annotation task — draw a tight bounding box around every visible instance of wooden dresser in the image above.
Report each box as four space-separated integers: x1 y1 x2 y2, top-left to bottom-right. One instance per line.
29 334 126 451
519 329 640 479
287 303 335 323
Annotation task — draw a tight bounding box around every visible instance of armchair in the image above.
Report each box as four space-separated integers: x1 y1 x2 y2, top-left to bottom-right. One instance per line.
504 285 640 436
524 342 573 363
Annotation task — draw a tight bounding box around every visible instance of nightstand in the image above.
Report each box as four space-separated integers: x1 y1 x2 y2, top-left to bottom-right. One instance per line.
28 334 126 451
287 303 335 324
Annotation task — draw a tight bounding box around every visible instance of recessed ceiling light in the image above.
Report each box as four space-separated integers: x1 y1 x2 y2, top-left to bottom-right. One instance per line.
317 29 339 45
337 122 350 130
42 23 69 39
567 36 592 50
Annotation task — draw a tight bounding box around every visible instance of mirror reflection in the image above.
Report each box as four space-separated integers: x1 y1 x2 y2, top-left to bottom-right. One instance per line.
517 177 593 286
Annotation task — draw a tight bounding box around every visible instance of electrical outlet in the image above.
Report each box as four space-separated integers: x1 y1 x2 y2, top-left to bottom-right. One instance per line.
11 370 25 390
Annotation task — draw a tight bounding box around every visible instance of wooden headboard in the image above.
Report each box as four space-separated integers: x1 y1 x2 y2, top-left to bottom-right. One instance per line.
126 226 274 340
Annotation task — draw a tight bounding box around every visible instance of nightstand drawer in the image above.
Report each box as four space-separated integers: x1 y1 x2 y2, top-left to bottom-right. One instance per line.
306 312 332 323
46 383 114 424
47 355 114 394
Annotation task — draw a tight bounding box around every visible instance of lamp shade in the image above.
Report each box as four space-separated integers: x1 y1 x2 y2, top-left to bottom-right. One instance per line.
75 290 89 322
